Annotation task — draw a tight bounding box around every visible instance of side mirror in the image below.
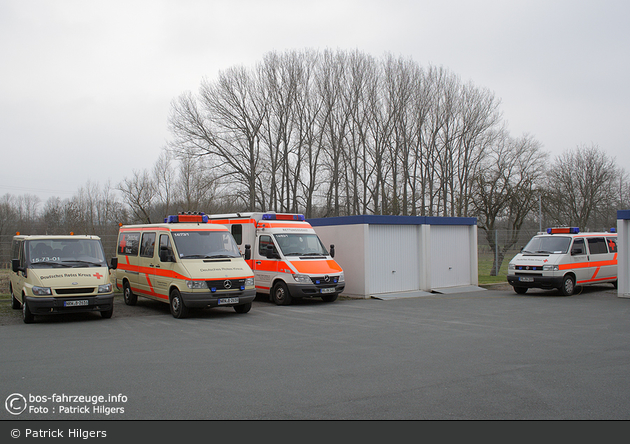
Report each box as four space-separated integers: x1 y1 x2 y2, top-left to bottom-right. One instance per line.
11 259 20 273
330 244 335 258
244 244 251 261
160 246 175 262
266 245 279 259
110 257 118 270
571 247 583 256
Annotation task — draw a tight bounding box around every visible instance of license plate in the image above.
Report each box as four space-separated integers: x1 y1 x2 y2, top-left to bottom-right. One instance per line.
64 300 89 307
320 288 335 294
218 297 239 305
519 277 534 283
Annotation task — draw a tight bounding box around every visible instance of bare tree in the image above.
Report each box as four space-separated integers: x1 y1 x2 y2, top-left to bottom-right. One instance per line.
118 169 156 223
545 144 620 230
473 133 548 275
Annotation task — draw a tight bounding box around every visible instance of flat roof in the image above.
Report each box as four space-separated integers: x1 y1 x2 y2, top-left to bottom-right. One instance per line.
618 210 630 220
307 215 477 227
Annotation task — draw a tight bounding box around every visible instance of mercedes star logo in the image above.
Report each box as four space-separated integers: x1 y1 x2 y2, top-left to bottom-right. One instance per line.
224 280 232 289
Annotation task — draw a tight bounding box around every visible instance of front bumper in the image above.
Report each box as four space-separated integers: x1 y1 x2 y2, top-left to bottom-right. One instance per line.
24 294 114 315
285 282 346 298
179 288 256 308
507 274 564 289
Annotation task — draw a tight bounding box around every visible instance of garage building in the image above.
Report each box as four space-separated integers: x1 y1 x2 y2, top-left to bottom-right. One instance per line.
307 215 481 299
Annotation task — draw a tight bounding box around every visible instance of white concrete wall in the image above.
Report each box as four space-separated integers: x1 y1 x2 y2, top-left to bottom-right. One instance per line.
618 216 630 298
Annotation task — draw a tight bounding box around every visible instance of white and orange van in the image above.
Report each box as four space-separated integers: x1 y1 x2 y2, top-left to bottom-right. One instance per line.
113 213 255 318
507 227 618 295
206 212 345 305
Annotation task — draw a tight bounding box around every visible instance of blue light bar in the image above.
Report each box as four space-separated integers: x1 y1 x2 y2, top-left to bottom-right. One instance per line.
547 227 580 234
610 228 617 233
261 213 305 221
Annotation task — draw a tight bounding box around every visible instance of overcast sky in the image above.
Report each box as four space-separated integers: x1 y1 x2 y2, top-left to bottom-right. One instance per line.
1 0 629 205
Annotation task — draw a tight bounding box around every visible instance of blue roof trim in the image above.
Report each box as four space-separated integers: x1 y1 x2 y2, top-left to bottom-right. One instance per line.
307 215 477 227
618 210 630 220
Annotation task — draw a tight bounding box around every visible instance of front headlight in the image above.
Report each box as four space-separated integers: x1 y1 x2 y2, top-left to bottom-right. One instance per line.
338 273 345 283
508 264 515 270
187 280 207 289
245 277 254 287
98 283 113 293
543 265 559 271
293 274 312 283
32 286 52 296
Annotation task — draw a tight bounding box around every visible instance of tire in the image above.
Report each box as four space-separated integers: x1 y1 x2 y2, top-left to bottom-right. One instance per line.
560 275 576 296
612 280 618 289
272 282 292 306
10 285 20 309
513 287 528 295
123 281 137 306
234 302 252 314
169 289 189 319
101 307 114 319
22 297 34 324
321 293 338 302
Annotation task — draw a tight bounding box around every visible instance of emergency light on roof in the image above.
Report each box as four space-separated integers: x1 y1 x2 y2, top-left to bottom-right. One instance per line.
261 213 305 221
165 212 208 224
547 227 580 234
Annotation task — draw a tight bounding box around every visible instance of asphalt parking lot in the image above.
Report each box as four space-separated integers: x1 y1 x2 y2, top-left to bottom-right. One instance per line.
1 284 629 420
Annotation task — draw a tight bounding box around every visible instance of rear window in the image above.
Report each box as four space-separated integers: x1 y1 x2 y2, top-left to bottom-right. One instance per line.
118 232 140 256
587 237 608 255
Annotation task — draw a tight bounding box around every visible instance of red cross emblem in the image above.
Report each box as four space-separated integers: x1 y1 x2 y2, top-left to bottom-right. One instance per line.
94 272 103 279
543 259 548 263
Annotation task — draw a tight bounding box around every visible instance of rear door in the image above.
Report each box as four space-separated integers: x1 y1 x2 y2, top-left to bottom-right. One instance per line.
138 231 157 297
586 236 615 281
117 231 140 291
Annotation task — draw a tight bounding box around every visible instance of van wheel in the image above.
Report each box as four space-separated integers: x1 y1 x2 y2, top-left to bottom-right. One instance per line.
123 282 137 306
272 282 292 306
321 293 338 302
560 275 575 296
234 302 252 314
22 298 34 324
101 307 113 319
612 280 618 289
170 289 189 318
10 285 20 309
513 287 528 295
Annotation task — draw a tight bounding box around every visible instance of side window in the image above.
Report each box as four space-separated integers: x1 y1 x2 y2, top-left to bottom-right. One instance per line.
140 232 156 258
606 237 617 253
571 238 585 255
259 235 273 256
232 224 242 245
586 237 607 255
159 234 173 262
11 240 24 268
118 232 140 256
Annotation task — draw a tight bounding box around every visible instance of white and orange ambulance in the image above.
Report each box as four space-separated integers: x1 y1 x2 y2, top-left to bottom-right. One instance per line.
507 227 618 295
113 212 255 318
206 212 345 305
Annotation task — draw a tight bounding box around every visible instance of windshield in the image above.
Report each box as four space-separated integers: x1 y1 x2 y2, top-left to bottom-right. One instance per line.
27 239 107 268
274 233 328 257
171 230 241 259
522 236 572 254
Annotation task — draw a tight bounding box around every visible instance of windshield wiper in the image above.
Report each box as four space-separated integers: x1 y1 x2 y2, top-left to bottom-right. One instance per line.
60 260 104 267
300 252 326 256
30 261 72 268
204 254 237 259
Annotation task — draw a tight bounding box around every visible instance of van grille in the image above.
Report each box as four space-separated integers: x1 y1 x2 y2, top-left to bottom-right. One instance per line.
55 288 95 295
514 266 543 271
206 279 246 290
